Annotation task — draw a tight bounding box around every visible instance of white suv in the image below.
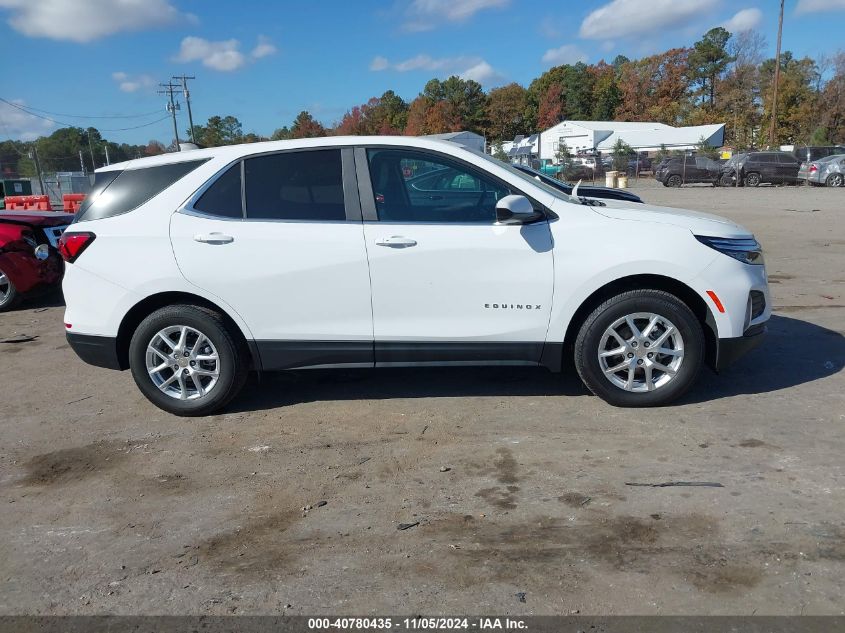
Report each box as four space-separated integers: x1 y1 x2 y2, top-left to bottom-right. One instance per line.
60 136 770 416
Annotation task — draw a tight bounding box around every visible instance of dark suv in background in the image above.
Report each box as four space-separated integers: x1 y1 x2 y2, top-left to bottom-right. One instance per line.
654 155 723 187
719 151 800 187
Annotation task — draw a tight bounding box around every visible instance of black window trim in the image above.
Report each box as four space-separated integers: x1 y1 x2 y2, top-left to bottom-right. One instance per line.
354 145 550 225
180 146 361 223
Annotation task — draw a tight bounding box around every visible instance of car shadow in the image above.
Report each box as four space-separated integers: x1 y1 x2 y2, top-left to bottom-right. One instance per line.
229 314 843 413
683 314 844 403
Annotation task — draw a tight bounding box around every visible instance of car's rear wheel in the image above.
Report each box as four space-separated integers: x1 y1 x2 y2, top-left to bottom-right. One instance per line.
129 305 248 416
573 290 704 407
744 172 761 187
665 174 682 187
826 173 844 187
0 268 20 312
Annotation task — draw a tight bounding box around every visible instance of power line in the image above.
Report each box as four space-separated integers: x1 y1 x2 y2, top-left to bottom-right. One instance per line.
5 102 162 120
0 97 170 131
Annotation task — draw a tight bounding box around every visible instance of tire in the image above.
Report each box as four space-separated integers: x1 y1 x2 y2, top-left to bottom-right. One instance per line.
665 174 682 188
826 173 844 187
719 174 734 187
573 290 704 407
744 172 761 187
129 304 248 416
0 267 20 312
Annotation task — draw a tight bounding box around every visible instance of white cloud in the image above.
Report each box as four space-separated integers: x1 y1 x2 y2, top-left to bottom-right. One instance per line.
0 99 55 141
251 35 277 59
0 0 186 43
541 44 588 66
796 0 845 13
111 71 155 93
174 35 276 72
459 61 504 84
403 0 509 30
370 54 504 85
579 0 714 40
369 56 389 71
722 8 762 32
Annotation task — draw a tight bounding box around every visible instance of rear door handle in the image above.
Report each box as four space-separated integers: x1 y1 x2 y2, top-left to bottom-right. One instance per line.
375 236 417 248
194 232 234 244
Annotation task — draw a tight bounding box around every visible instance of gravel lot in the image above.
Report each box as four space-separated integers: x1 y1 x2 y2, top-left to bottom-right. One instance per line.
1 181 843 615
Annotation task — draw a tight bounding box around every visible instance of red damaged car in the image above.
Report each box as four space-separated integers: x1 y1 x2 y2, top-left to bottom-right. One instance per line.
0 211 74 311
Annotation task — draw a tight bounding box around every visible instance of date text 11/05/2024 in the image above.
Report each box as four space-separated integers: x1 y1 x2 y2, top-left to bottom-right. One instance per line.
307 617 528 630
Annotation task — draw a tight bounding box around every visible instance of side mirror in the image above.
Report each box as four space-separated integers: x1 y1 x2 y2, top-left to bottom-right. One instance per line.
495 195 542 225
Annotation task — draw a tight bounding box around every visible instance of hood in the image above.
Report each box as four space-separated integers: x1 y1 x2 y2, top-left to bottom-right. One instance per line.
0 211 76 227
591 200 753 238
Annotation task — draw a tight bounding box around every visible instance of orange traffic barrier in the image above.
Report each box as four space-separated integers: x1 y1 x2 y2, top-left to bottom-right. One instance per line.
4 195 52 211
63 193 87 213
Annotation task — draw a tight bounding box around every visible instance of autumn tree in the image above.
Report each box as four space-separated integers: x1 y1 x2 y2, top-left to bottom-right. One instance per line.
290 111 326 138
486 83 530 141
616 48 691 124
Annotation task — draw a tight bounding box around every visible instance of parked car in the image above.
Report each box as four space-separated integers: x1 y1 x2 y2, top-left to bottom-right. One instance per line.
655 156 722 187
719 151 801 187
61 136 770 415
512 164 643 203
0 211 73 311
798 153 845 187
792 145 845 164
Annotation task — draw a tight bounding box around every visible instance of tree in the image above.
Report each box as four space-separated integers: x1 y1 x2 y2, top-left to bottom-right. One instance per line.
290 111 326 138
610 138 633 171
616 48 691 124
688 27 734 107
486 83 529 141
271 127 292 141
492 141 508 161
144 140 166 156
695 136 719 158
191 115 244 147
555 139 571 165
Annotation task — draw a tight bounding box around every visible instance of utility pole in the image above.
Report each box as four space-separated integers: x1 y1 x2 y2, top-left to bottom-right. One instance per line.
158 82 182 151
27 145 45 195
79 150 86 175
173 75 196 143
104 144 110 166
769 0 784 149
87 130 96 170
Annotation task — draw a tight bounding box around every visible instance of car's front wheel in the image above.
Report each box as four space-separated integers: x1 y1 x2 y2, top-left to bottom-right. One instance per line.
744 172 761 187
0 268 20 312
573 290 704 407
129 305 248 416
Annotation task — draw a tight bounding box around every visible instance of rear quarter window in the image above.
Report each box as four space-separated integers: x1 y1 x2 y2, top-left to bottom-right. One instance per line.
76 159 207 222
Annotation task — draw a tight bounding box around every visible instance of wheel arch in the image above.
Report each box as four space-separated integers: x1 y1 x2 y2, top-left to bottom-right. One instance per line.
557 274 718 371
115 291 260 371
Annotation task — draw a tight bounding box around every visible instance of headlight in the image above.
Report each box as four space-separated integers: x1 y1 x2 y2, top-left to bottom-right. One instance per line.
695 235 764 265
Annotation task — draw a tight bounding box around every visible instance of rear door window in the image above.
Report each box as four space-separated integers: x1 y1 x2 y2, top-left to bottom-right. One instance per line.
76 160 207 222
244 149 345 221
193 162 243 218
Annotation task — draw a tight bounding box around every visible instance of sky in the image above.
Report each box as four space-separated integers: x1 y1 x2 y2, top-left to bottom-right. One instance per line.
1 0 844 145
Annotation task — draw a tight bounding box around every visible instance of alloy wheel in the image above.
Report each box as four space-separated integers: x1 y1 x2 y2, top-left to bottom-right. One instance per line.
0 270 11 305
145 325 220 400
597 312 685 393
828 174 844 187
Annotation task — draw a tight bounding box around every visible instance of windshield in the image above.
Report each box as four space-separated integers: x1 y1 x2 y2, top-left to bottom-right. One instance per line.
469 150 581 204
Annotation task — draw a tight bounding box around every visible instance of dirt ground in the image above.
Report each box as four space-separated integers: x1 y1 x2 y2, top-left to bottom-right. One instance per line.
1 181 843 616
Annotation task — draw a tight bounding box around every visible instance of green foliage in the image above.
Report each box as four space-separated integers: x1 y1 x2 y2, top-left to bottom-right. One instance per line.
555 140 571 164
695 136 719 158
610 138 633 171
688 27 734 106
191 115 244 147
492 142 508 161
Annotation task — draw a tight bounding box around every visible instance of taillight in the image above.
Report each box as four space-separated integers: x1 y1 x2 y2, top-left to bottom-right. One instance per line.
809 164 818 173
57 232 96 263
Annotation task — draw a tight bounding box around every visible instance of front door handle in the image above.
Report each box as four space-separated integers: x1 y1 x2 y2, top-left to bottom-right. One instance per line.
194 232 234 245
376 236 417 248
